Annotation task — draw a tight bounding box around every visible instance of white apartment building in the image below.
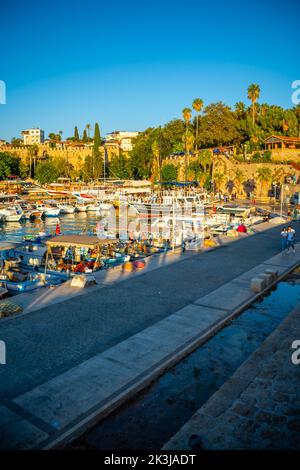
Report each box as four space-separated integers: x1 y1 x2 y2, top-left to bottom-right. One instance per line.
21 128 44 145
105 130 139 152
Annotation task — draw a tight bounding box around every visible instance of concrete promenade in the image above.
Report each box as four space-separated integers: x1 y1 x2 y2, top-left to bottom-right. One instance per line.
164 303 300 450
0 221 299 449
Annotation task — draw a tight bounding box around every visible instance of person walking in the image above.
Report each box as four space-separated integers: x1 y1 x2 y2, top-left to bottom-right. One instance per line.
280 227 288 253
287 226 296 254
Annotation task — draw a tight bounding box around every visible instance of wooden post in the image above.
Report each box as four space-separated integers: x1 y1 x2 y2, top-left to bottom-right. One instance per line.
44 249 49 275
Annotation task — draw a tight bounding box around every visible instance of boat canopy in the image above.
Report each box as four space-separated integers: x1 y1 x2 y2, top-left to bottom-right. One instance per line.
46 235 116 249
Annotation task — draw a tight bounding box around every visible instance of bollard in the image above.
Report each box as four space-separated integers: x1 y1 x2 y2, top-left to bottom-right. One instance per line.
251 277 266 293
258 273 273 285
264 269 278 282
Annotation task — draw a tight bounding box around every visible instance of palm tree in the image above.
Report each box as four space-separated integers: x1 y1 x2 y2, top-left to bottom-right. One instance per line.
247 84 261 125
235 101 246 119
182 107 192 182
272 167 285 185
233 169 244 197
192 98 204 152
59 130 63 141
86 124 91 141
256 167 272 196
213 172 225 192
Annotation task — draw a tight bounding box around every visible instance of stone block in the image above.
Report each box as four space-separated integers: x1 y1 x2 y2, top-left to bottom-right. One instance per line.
70 274 96 288
250 277 266 293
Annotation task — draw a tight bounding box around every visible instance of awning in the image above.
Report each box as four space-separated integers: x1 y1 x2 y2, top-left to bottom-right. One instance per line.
46 235 116 249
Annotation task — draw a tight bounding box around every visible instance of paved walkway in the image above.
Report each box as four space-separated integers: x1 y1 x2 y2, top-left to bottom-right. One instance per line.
164 302 300 450
0 221 299 448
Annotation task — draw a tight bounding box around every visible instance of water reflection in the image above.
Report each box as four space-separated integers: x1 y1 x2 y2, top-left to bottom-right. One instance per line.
0 213 101 242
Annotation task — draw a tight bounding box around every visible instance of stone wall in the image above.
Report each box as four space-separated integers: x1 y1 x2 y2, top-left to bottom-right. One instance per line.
269 148 300 162
163 154 300 196
0 144 108 174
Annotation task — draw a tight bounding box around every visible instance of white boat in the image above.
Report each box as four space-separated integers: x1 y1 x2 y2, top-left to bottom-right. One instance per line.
57 203 76 214
86 202 113 215
36 204 61 217
0 206 23 222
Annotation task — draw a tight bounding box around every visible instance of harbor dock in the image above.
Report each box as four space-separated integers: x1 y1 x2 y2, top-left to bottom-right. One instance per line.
0 220 299 449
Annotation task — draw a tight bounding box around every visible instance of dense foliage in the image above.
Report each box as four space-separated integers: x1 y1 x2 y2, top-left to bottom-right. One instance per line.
0 152 27 180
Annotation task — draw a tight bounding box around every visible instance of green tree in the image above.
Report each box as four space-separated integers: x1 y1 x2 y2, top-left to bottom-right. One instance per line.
74 126 80 141
109 151 132 179
0 152 28 179
0 154 12 179
213 172 225 192
233 169 244 196
82 129 88 143
198 102 240 147
82 155 93 181
86 123 91 141
247 84 261 125
93 122 102 179
161 163 178 182
34 162 61 184
192 98 204 152
182 107 192 181
162 119 185 153
256 167 272 196
129 128 154 179
11 137 23 146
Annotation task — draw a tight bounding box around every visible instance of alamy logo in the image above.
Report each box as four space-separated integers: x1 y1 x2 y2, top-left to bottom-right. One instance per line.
291 80 300 105
291 340 300 365
0 80 6 104
0 340 6 365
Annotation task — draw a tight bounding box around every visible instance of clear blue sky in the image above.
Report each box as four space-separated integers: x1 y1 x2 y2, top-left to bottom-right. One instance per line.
0 0 299 141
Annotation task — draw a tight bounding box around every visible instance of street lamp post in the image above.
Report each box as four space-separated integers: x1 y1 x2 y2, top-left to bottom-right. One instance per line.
280 184 289 218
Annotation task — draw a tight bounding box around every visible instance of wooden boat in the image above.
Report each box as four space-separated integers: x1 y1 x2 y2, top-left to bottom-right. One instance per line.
0 271 62 293
44 235 118 274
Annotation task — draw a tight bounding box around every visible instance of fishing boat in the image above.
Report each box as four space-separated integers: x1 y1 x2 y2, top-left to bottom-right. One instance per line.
0 205 23 222
57 203 76 214
18 202 41 220
36 203 61 217
0 271 62 293
44 235 128 274
0 241 61 293
14 244 48 268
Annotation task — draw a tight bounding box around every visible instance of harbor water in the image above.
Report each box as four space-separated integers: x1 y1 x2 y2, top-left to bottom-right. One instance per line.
68 270 300 450
0 213 101 242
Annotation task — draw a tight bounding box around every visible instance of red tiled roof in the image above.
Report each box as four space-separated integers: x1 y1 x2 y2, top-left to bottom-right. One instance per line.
265 135 300 143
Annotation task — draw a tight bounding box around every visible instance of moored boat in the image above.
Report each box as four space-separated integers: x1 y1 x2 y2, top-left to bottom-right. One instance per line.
36 204 61 217
57 203 76 214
